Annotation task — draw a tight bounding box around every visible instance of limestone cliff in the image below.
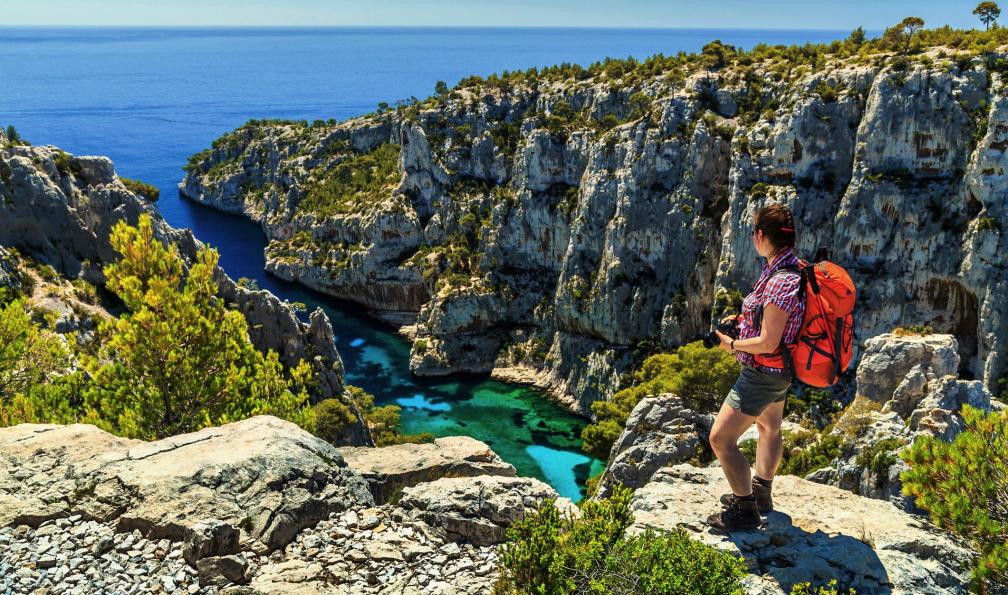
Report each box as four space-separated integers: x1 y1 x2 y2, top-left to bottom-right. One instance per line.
179 50 1008 416
0 134 371 445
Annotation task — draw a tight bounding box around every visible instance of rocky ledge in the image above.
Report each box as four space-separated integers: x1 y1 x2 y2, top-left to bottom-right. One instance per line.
630 464 972 595
0 417 564 594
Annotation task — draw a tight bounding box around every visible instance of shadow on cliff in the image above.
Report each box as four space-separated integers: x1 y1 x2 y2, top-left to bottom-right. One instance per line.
725 510 891 594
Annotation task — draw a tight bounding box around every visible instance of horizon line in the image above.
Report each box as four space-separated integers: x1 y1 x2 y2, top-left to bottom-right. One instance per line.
0 24 870 32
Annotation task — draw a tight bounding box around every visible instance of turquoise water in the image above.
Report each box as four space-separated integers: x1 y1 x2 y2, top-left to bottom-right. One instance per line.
0 26 855 500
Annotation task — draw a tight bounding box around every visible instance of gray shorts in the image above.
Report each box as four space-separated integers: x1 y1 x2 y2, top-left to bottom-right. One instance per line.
724 364 792 417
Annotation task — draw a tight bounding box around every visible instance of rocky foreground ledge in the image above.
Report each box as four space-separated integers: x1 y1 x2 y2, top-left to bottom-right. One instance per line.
0 417 561 594
1 412 974 594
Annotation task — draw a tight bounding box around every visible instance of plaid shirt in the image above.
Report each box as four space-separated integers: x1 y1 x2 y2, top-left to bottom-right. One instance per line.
735 248 805 373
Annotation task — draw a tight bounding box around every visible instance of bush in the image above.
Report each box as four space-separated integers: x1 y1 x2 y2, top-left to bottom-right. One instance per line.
855 437 906 476
901 405 1008 591
790 579 856 594
313 398 357 443
120 177 161 201
581 342 739 459
53 150 73 176
0 298 70 406
741 430 845 477
4 125 29 147
493 484 747 595
893 324 935 336
299 143 400 217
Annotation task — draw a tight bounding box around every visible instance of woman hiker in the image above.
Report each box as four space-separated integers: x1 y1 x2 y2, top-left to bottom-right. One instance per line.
707 203 806 533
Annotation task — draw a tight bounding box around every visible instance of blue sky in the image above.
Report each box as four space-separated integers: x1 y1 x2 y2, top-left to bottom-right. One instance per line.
0 0 990 29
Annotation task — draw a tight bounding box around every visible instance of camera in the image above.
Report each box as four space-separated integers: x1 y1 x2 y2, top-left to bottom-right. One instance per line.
702 318 738 348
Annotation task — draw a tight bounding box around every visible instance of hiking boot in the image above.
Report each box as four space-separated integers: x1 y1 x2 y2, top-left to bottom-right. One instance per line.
720 478 773 513
707 495 762 533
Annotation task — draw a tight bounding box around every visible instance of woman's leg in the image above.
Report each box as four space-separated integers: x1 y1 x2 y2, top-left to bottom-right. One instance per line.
709 401 757 496
754 400 785 481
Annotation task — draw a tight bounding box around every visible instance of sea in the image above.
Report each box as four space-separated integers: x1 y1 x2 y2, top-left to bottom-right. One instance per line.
0 26 855 500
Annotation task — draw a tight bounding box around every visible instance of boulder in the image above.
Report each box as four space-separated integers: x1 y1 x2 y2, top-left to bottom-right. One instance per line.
336 436 516 503
0 416 373 552
197 554 249 588
856 333 959 407
396 475 576 546
596 394 713 497
630 464 972 594
818 333 993 507
183 519 240 565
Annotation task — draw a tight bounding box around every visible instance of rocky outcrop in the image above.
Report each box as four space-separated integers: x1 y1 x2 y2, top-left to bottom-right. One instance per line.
809 333 991 508
0 416 373 552
179 52 1008 416
595 393 713 497
0 418 565 594
336 436 516 503
0 140 370 443
631 464 972 594
396 475 573 546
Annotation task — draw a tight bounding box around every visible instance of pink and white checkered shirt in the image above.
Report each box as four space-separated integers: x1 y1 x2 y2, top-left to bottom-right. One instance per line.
735 248 805 373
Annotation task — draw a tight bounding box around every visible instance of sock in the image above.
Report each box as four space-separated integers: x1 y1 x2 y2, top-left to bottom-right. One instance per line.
754 475 773 488
734 493 755 501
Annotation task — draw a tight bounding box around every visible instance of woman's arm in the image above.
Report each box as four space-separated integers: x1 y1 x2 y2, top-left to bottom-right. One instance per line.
716 303 788 354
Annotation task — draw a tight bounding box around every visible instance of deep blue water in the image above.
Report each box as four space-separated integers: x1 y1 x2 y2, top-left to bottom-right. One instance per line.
0 26 853 500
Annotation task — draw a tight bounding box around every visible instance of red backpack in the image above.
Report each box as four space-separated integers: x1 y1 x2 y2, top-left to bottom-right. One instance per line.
753 260 856 387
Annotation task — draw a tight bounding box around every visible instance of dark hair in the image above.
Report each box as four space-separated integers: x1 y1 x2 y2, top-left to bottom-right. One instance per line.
754 203 796 252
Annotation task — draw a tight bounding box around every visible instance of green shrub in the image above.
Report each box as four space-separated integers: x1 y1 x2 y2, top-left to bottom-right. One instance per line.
628 92 652 119
855 437 906 476
0 298 70 407
790 579 856 594
893 324 934 336
3 125 29 147
901 405 1008 591
977 217 999 232
581 342 739 459
493 484 746 595
786 386 846 429
742 430 845 477
120 177 161 201
53 150 73 176
313 398 357 443
340 384 433 446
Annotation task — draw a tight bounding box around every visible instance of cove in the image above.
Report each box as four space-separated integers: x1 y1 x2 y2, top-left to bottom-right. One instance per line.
171 199 606 501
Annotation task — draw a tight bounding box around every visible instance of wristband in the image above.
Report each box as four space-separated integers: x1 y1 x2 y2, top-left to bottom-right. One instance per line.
730 339 736 351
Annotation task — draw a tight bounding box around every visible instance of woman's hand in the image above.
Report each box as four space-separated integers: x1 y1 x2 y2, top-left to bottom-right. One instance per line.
715 330 734 353
719 314 737 326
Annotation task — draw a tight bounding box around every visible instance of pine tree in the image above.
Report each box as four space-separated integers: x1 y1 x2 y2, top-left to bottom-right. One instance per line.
901 405 1008 591
81 214 316 439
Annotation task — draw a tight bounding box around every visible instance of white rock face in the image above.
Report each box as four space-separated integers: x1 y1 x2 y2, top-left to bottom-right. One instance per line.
630 464 972 594
178 59 1008 417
